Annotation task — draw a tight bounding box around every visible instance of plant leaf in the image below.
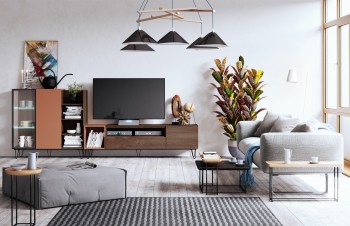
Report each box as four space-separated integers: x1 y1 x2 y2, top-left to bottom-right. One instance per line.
212 72 223 83
239 56 244 66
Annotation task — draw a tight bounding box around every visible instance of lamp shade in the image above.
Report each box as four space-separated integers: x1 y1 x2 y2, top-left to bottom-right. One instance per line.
195 31 227 47
120 44 155 52
158 31 188 45
287 69 298 83
123 29 157 45
187 37 219 49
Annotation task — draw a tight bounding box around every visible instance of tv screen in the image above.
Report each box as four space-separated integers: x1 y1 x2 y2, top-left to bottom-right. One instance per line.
93 78 165 120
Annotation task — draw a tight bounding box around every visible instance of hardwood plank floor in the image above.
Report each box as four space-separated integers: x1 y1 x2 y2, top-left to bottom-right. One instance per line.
0 157 349 226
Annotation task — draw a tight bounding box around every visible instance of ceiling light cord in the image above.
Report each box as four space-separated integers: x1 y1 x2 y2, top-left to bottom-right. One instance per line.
192 0 203 36
172 0 174 31
204 0 214 32
137 0 149 29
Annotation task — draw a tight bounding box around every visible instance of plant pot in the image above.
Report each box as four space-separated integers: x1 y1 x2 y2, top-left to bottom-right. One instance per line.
228 140 245 159
69 94 77 103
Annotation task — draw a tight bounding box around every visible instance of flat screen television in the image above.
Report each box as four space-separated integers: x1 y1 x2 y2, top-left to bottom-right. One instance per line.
93 78 165 120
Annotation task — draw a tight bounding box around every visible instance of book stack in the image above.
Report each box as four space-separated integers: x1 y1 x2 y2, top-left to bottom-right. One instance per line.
86 130 104 148
63 106 82 119
63 135 83 148
200 151 221 163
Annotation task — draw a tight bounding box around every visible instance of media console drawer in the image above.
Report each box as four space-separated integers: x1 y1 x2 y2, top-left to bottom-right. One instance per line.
93 124 198 151
105 136 166 149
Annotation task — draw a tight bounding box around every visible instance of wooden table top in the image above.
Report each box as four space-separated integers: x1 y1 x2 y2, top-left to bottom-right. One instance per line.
266 161 342 168
5 167 42 176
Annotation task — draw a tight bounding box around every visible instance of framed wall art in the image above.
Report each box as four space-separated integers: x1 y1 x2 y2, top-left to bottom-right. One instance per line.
23 40 58 88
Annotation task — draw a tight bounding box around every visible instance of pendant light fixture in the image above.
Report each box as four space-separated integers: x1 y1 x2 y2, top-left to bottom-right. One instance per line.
122 0 157 46
187 0 218 50
196 0 227 47
158 0 188 45
121 44 155 52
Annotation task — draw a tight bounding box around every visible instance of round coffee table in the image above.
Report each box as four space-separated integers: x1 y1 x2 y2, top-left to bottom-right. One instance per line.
5 167 42 226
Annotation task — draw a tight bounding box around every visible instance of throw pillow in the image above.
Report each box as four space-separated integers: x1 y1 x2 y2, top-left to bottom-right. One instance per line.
291 121 318 132
254 111 282 136
270 116 300 132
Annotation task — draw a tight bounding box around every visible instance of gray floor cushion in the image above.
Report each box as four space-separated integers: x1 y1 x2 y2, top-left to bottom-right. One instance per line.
2 163 127 209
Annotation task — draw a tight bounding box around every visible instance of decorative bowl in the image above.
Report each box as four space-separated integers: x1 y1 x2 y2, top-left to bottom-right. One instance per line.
67 130 76 134
11 164 26 171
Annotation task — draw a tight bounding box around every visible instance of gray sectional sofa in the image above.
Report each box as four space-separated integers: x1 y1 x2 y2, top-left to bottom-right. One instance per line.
237 120 344 173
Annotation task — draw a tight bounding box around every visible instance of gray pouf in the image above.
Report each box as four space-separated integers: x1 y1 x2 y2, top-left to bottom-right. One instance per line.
2 163 127 209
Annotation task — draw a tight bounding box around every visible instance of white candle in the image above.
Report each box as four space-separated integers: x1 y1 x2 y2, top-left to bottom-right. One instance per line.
21 70 24 83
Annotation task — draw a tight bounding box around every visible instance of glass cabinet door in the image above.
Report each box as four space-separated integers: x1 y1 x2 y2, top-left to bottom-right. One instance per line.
12 89 36 149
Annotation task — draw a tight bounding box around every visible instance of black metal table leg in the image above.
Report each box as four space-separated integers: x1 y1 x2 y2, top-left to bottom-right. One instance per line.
16 176 18 225
11 176 13 226
269 168 273 202
334 167 336 201
30 175 32 225
34 175 36 224
205 163 208 195
216 164 218 194
337 167 339 201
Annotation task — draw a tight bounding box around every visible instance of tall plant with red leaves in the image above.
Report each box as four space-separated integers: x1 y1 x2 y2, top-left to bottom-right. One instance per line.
210 56 266 140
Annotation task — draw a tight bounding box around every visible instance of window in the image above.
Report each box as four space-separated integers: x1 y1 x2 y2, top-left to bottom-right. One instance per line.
327 0 337 22
340 25 350 107
324 0 350 159
341 0 350 16
326 26 338 109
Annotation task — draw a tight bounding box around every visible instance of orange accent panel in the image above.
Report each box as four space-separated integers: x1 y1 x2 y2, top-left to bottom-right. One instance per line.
36 89 62 149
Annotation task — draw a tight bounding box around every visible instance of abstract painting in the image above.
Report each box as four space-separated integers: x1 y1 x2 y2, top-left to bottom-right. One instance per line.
23 41 58 88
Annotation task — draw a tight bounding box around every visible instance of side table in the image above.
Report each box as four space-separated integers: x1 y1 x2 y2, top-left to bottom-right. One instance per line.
5 167 42 226
195 160 249 195
266 161 341 202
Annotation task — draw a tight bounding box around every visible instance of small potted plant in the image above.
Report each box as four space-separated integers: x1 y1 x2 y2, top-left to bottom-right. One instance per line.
67 82 83 102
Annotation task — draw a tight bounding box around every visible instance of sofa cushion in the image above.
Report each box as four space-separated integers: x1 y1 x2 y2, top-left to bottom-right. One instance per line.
291 121 318 132
270 116 300 132
255 111 289 136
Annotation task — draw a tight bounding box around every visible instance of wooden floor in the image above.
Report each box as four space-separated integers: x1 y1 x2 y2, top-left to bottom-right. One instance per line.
1 157 350 226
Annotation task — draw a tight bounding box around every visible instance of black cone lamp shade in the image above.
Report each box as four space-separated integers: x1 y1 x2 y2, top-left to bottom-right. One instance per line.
187 37 219 49
158 31 188 45
123 29 157 45
121 44 154 52
196 31 227 47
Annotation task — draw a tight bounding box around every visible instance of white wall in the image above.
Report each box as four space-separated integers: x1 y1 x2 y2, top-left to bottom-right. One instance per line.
0 0 322 157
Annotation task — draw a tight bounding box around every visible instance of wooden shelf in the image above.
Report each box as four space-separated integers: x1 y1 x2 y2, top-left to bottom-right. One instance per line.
62 133 82 136
62 103 83 106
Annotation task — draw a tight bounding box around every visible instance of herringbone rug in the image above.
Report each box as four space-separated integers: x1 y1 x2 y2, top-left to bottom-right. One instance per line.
48 197 282 226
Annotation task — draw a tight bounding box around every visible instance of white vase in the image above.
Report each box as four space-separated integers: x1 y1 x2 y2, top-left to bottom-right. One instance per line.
228 140 245 159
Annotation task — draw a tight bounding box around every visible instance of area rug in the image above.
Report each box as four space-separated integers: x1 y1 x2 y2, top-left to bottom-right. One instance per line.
48 197 282 226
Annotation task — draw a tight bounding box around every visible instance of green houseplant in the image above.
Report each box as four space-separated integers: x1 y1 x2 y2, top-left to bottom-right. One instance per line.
210 56 266 157
67 82 83 102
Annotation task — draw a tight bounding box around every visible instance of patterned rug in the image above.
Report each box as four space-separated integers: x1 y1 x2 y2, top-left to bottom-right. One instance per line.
48 197 282 226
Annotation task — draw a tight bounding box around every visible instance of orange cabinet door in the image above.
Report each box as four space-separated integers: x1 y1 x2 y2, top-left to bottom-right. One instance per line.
36 89 62 149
